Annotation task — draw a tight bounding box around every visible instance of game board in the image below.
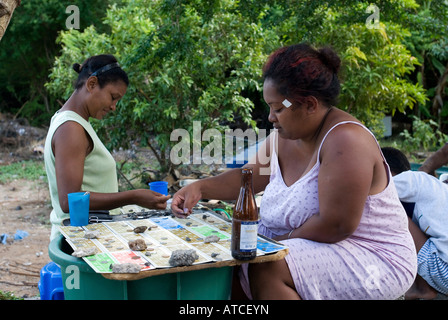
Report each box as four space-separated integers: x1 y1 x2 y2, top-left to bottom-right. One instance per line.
59 206 288 274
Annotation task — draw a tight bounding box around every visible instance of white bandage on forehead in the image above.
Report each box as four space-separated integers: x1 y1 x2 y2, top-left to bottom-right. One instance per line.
282 99 292 108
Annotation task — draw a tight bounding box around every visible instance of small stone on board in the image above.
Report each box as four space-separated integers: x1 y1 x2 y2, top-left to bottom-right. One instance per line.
133 226 148 233
168 249 199 267
72 247 97 257
128 238 147 251
111 263 141 273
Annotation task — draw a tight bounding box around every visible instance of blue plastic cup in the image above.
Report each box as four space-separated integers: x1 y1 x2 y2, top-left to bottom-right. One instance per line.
67 192 90 226
148 181 168 196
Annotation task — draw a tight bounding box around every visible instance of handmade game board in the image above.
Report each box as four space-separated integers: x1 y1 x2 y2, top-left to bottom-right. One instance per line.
59 206 288 274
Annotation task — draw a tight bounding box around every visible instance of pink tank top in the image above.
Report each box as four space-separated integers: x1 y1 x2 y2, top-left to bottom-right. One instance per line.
259 121 412 249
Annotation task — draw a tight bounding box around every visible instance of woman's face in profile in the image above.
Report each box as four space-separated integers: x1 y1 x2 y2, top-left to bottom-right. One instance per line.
264 78 309 140
86 79 127 120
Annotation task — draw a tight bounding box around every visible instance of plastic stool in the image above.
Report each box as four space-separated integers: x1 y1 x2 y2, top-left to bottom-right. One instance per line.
38 262 65 300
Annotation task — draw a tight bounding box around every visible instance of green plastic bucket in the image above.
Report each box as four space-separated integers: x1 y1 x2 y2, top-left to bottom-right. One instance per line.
48 235 232 300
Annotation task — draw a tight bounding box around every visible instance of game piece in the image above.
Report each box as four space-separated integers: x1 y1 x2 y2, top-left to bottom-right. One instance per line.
84 230 100 239
128 239 147 251
111 263 141 273
72 247 97 257
133 226 148 233
204 235 220 243
169 249 199 267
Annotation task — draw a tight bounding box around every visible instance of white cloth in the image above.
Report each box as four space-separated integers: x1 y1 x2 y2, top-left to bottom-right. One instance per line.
393 171 448 262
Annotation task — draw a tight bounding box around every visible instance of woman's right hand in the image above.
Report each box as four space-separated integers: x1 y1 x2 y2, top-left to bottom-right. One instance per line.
170 182 203 218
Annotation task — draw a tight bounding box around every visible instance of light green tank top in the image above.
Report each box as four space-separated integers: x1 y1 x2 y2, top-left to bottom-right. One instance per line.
44 110 118 239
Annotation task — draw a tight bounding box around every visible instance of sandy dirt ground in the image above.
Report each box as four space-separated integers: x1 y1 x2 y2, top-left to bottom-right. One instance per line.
0 178 52 299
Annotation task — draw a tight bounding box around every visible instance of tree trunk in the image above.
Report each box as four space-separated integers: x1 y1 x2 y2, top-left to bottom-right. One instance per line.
0 0 21 42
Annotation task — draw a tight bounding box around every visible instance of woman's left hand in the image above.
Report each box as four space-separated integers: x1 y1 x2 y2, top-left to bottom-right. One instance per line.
134 189 171 210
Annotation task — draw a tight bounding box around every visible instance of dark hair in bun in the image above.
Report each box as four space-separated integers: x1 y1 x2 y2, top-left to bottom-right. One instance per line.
318 47 341 74
72 54 129 89
72 63 82 74
263 43 341 107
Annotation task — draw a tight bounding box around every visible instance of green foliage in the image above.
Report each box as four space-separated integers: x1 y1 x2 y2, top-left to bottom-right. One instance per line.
238 0 436 137
0 0 115 125
259 1 428 136
0 160 46 183
0 290 23 300
334 22 427 136
401 0 448 128
399 116 448 151
47 0 280 171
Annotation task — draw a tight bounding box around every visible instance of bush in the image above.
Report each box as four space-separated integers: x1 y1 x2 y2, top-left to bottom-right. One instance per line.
46 0 280 172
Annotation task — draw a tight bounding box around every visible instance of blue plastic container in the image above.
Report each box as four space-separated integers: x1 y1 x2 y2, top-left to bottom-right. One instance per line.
38 262 65 300
148 181 168 195
67 192 90 226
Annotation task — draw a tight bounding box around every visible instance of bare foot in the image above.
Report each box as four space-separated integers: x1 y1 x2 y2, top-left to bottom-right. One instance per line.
405 275 438 300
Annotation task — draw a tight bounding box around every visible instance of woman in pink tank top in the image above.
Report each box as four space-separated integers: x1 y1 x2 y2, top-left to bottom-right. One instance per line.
171 43 417 299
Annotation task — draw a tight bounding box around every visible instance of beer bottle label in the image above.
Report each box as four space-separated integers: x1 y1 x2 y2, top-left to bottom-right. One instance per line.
239 221 258 251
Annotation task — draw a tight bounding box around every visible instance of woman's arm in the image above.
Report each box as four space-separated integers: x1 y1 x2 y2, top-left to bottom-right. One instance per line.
83 189 170 211
53 121 90 212
419 143 448 176
53 121 169 212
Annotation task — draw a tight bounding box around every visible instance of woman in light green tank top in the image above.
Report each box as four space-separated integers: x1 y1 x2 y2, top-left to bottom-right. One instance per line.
44 55 170 240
